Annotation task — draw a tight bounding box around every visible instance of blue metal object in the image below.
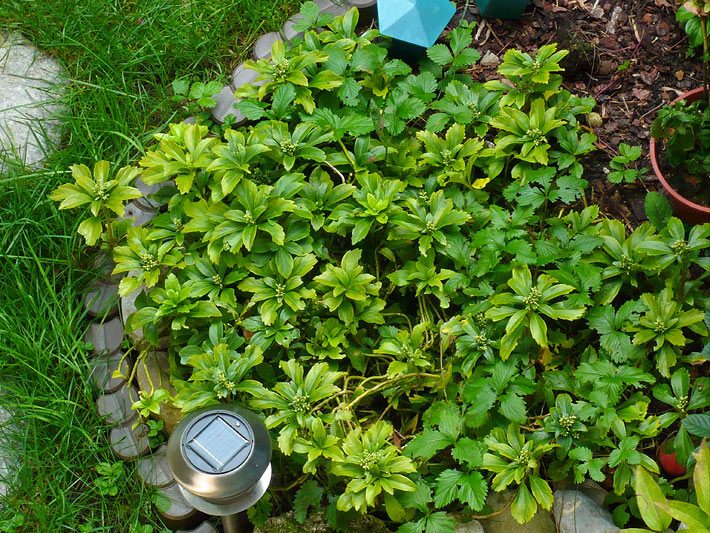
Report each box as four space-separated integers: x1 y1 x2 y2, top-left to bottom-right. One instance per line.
377 0 456 49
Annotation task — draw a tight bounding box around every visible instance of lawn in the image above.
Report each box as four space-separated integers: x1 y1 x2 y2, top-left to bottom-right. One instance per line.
0 0 298 529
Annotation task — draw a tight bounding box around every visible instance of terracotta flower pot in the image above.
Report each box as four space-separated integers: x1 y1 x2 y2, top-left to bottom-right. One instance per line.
657 436 686 477
649 87 710 225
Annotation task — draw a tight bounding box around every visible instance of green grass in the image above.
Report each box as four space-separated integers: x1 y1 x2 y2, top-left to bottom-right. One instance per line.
0 0 299 529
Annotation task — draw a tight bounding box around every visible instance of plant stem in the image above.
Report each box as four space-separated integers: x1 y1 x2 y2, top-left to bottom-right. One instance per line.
340 372 438 410
702 14 710 106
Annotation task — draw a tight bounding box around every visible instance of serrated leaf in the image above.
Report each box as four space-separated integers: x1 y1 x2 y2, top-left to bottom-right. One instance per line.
645 192 672 229
452 438 485 468
427 44 453 66
405 429 454 460
683 414 710 438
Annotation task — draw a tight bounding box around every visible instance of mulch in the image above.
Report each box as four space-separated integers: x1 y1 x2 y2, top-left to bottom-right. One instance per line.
452 0 702 226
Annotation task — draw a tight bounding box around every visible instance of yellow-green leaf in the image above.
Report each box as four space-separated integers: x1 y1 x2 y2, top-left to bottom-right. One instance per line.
634 467 671 532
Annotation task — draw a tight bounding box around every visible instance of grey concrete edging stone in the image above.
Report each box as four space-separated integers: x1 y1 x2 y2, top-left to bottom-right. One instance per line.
177 522 217 533
157 483 201 529
123 200 157 227
253 32 283 61
0 405 17 498
97 385 138 426
231 63 261 91
110 422 150 460
0 32 65 173
210 85 247 126
86 316 124 355
137 445 174 488
89 351 129 393
83 280 119 318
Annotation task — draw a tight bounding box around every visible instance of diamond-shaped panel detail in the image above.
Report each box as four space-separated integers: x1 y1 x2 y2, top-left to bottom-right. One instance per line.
377 0 455 48
186 416 249 472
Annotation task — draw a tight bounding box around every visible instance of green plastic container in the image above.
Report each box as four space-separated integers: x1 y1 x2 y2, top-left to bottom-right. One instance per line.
476 0 531 19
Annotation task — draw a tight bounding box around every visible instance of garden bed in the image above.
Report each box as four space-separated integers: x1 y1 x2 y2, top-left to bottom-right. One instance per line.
455 0 704 225
49 1 710 532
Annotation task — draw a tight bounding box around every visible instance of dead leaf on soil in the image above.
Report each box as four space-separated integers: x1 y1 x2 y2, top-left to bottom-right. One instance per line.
632 88 651 101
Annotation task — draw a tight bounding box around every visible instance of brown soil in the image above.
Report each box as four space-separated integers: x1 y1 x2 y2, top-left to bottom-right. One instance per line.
451 0 703 226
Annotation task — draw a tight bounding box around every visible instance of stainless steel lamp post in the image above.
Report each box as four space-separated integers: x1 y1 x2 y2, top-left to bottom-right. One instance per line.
166 405 272 533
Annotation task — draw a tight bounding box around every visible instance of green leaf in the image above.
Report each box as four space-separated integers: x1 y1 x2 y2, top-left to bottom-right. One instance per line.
427 44 453 66
528 475 553 511
695 443 710 516
499 393 526 423
683 414 710 438
294 481 324 524
434 469 462 508
656 500 710 531
511 483 537 524
645 192 672 229
634 467 672 532
405 429 454 460
424 512 456 533
452 438 485 468
77 217 103 246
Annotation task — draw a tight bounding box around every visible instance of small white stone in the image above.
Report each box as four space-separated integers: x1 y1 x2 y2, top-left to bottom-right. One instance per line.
480 51 500 67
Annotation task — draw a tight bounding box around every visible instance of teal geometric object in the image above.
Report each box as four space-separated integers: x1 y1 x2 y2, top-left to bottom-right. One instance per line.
475 0 531 20
377 0 456 49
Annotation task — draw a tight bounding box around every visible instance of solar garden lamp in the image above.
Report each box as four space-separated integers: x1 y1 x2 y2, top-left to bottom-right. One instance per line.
167 405 272 533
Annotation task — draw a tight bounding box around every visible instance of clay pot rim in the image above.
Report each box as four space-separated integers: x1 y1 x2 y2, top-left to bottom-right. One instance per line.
648 86 710 217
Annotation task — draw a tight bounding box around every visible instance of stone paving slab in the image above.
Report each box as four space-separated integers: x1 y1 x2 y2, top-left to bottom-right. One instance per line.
0 32 64 173
0 405 14 498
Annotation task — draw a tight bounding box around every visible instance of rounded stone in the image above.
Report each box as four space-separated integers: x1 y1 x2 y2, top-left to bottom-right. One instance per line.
0 32 65 172
231 63 262 91
210 85 247 126
315 0 349 16
281 14 305 42
123 200 156 227
134 177 172 210
86 316 124 355
177 522 218 533
83 281 119 318
110 422 150 460
97 385 138 426
120 286 145 343
553 490 619 533
157 482 200 529
89 351 129 394
137 445 174 488
253 32 282 60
